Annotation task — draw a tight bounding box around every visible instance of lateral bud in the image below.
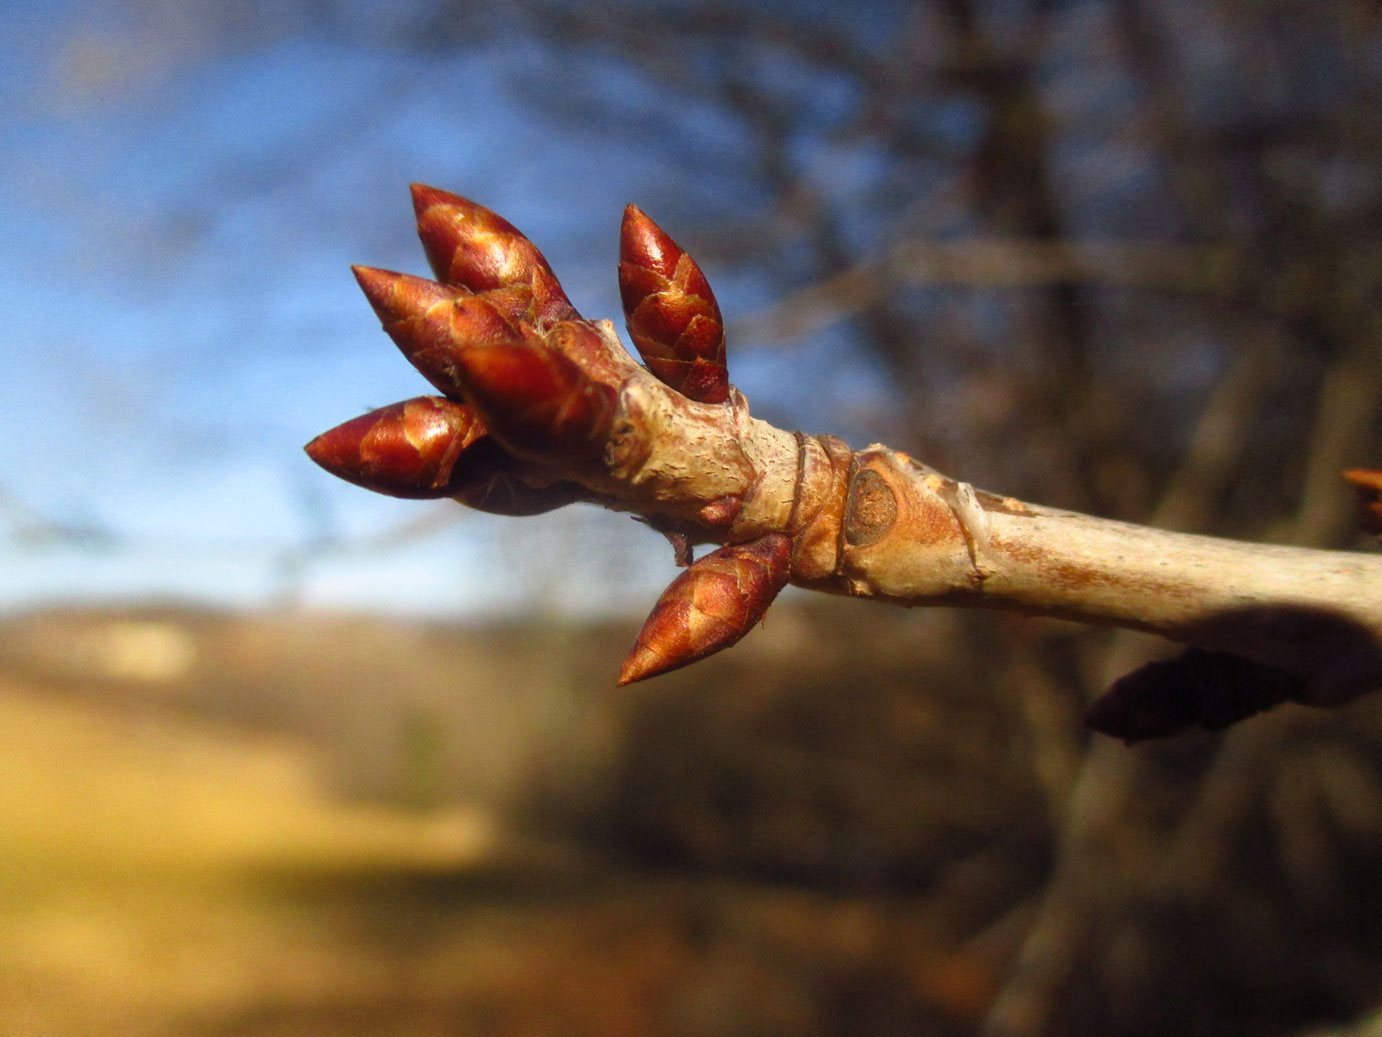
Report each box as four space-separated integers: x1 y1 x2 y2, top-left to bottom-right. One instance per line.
411 183 578 326
619 204 729 404
618 533 793 685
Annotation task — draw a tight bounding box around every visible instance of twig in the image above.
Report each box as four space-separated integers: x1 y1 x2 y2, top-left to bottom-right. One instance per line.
305 185 1382 722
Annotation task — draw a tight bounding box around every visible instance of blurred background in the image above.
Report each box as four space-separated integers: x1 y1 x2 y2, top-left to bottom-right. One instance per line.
3 0 1381 1033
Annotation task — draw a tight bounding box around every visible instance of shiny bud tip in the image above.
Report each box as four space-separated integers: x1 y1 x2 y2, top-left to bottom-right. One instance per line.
304 396 487 499
618 205 729 405
618 533 792 685
410 183 577 324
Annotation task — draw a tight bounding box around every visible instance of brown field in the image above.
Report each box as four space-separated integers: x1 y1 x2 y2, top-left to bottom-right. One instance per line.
1 603 1378 1035
0 603 1018 1036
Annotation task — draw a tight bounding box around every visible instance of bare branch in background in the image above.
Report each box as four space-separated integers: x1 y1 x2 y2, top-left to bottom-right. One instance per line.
729 239 1244 348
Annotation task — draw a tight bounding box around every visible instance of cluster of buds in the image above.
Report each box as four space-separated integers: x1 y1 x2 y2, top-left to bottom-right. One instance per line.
306 185 791 684
304 184 1382 734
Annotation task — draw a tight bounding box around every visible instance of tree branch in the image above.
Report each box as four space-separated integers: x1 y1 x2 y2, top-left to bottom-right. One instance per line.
811 450 1380 698
305 185 1382 736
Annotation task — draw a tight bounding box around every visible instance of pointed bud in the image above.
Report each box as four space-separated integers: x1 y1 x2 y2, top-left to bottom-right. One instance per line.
304 396 488 499
619 205 729 404
352 266 528 399
618 533 792 685
353 264 459 325
450 338 617 460
1343 468 1382 538
305 395 582 515
411 183 578 326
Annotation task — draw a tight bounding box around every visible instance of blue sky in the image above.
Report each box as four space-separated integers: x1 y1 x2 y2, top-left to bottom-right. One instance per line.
0 7 763 617
6 1 1360 619
0 0 989 619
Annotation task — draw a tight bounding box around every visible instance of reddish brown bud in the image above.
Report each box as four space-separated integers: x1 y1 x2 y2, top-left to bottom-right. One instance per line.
618 533 792 685
305 395 582 515
303 395 487 498
305 392 494 500
1343 468 1382 538
450 338 617 460
353 264 459 325
411 183 578 326
619 205 729 404
352 266 528 399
